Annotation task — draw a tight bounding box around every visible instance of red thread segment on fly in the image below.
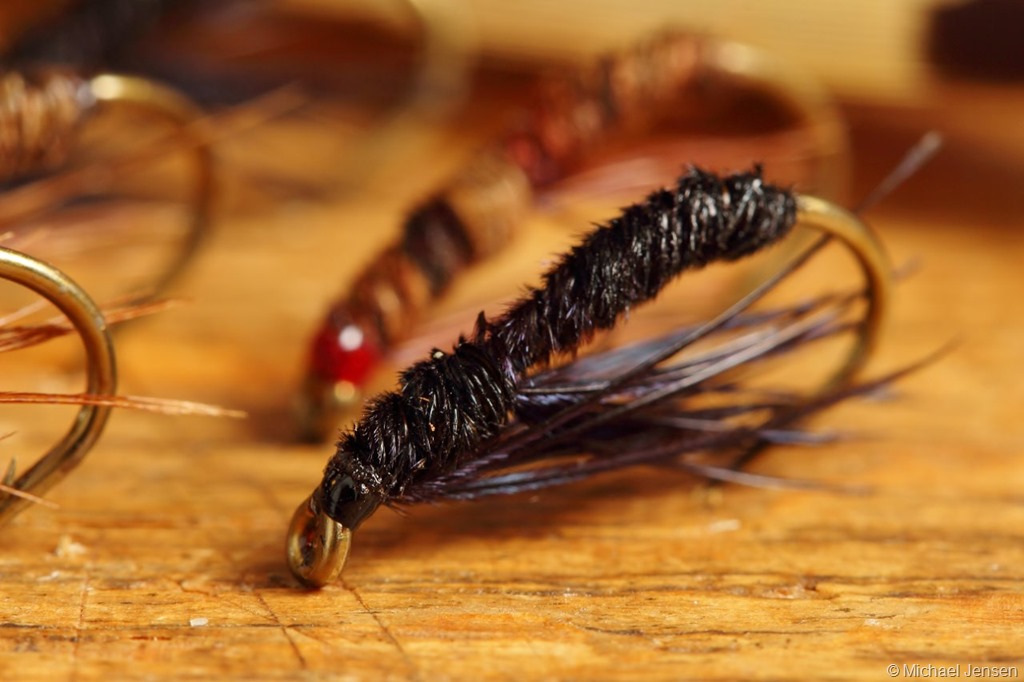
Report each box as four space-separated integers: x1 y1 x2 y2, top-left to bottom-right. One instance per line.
315 167 798 530
298 151 532 439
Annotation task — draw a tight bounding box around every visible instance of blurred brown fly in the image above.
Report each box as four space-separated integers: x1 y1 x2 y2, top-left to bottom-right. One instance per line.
295 30 850 442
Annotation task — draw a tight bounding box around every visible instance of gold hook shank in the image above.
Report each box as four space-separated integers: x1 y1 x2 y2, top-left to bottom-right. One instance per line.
0 247 117 526
796 195 891 390
88 74 214 295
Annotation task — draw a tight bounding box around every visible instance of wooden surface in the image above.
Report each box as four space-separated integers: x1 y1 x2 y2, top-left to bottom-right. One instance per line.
2 55 1024 682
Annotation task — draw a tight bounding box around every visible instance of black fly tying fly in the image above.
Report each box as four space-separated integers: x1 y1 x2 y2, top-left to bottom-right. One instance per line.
286 164 897 587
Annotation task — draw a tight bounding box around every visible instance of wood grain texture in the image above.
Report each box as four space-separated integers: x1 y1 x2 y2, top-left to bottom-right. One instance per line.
1 52 1024 682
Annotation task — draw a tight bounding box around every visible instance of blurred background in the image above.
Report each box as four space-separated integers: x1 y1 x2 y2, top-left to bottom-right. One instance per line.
0 0 1021 433
2 0 1020 271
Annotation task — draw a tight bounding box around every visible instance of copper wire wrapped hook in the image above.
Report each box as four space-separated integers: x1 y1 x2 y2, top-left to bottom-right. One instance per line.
0 247 117 526
0 69 214 298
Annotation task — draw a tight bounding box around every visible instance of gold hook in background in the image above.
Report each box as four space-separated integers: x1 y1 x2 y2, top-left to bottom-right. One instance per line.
0 71 214 300
0 246 117 527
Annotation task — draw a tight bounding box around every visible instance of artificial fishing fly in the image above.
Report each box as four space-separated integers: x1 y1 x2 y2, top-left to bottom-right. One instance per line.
286 165 892 587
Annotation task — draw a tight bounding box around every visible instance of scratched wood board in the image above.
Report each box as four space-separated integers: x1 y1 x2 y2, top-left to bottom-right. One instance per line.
0 82 1023 682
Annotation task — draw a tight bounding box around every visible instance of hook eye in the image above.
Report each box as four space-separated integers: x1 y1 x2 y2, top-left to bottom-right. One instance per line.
286 495 351 588
0 246 117 526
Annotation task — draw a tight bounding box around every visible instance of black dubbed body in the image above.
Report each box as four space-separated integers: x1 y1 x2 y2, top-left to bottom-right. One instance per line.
315 167 800 530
